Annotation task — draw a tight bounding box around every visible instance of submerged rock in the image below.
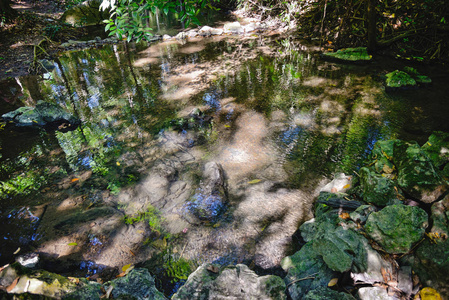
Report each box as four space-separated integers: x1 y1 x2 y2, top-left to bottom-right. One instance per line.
321 47 372 63
364 204 428 254
2 101 80 131
172 263 286 300
184 162 228 223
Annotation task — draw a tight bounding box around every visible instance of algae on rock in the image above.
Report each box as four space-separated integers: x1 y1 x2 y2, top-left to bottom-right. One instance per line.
364 204 428 254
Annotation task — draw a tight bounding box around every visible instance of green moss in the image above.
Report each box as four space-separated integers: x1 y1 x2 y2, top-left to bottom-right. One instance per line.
385 70 416 88
322 47 372 62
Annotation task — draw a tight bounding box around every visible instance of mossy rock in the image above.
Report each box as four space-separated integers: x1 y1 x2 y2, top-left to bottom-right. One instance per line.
385 70 416 89
393 142 447 203
365 204 428 254
304 286 356 300
421 131 449 175
359 167 399 206
321 47 372 63
281 243 335 300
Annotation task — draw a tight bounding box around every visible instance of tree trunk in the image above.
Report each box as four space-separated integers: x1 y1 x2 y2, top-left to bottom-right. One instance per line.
367 0 377 51
0 0 17 19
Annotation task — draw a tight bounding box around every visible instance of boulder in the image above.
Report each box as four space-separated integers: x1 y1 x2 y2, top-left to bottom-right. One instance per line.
393 142 447 203
359 167 399 206
184 162 228 223
172 264 286 299
349 205 376 224
321 47 372 63
103 268 166 299
2 101 80 131
281 243 334 300
60 0 109 27
223 22 244 34
364 204 428 254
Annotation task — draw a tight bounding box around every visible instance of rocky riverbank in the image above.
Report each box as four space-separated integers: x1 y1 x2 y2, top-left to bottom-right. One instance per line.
2 132 448 299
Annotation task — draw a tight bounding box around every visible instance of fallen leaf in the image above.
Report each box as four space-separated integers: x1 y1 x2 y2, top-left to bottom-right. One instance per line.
71 178 79 182
122 263 132 273
224 125 231 128
67 242 78 246
13 247 21 255
328 278 338 287
116 161 120 166
339 212 350 219
248 179 261 184
420 287 442 300
0 264 9 273
6 277 19 292
343 184 351 189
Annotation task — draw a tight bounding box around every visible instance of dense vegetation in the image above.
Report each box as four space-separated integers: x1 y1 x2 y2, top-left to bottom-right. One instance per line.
238 0 449 62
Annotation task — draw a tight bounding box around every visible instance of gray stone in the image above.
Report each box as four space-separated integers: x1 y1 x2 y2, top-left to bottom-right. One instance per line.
198 26 223 36
351 246 393 285
172 263 286 300
358 287 396 300
364 204 428 254
224 22 244 34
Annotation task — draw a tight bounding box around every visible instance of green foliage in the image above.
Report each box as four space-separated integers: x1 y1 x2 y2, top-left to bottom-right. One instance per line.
0 170 46 198
164 254 192 282
100 0 217 42
123 205 164 233
43 24 62 40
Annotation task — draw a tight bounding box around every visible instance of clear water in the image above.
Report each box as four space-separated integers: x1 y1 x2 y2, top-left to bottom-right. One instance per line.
1 34 449 290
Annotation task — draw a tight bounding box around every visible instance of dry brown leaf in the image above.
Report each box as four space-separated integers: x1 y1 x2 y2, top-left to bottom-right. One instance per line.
339 212 350 219
6 277 19 292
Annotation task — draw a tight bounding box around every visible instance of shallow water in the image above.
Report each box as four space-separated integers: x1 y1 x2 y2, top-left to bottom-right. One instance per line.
1 33 449 292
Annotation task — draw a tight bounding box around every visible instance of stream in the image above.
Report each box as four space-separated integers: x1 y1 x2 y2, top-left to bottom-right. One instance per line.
1 30 449 295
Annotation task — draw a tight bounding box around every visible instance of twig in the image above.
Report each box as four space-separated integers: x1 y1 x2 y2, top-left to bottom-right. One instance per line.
287 273 318 287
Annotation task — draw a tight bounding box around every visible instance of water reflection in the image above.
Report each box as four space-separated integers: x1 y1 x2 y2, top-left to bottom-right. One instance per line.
1 35 449 278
